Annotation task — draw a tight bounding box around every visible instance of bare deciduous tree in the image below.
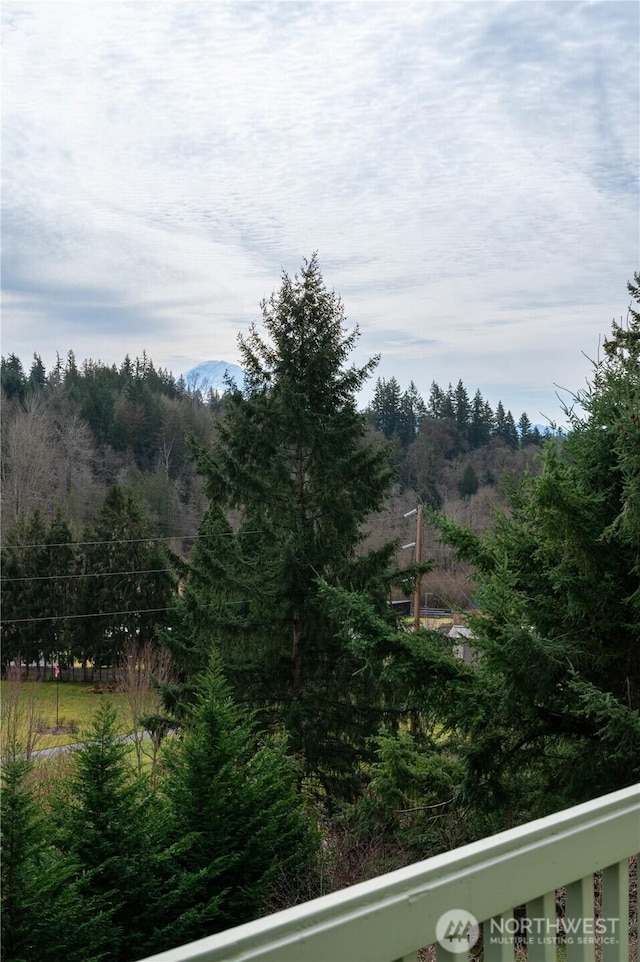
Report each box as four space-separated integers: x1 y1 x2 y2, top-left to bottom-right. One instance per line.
116 641 175 778
54 411 97 526
1 661 44 760
2 397 56 522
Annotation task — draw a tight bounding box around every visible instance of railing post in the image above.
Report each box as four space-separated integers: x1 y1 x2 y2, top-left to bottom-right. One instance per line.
601 860 629 962
565 875 595 962
527 891 557 962
483 911 513 961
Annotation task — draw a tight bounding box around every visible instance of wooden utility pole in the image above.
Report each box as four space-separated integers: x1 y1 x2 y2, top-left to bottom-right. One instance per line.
413 503 423 633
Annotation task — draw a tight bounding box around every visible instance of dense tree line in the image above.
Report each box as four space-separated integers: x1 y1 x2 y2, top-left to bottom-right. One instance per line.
1 349 219 542
1 487 178 677
1 342 544 547
367 375 545 509
369 374 543 453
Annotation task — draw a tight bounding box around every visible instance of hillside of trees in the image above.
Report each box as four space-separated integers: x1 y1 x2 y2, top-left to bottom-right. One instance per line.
2 261 637 962
1 346 548 543
1 350 220 546
1 328 549 638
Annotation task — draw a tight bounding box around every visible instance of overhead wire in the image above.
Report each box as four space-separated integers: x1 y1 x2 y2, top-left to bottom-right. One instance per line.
0 507 474 623
2 606 174 625
1 567 177 584
3 534 198 549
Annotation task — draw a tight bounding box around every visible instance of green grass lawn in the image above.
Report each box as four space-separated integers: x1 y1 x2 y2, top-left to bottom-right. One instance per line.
1 679 135 752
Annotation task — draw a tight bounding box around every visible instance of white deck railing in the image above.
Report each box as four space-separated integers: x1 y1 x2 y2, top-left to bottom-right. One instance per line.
141 783 639 962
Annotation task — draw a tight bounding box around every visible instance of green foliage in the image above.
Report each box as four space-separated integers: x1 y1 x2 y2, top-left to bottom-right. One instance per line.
174 256 398 793
1 671 316 961
1 488 179 675
1 510 50 667
159 656 318 945
494 401 519 448
427 277 640 812
371 375 403 439
75 485 178 669
457 463 479 499
1 353 27 401
363 729 466 848
55 702 172 962
370 377 427 451
1 756 111 962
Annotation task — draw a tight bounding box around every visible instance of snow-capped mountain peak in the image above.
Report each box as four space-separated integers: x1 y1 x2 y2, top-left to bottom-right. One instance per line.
182 360 245 393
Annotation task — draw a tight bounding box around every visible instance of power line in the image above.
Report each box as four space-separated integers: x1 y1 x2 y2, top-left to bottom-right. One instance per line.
1 605 174 625
1 522 293 551
1 505 427 552
1 566 177 584
3 534 197 550
0 596 250 626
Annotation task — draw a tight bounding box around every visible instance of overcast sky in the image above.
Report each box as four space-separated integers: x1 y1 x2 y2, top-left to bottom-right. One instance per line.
2 1 638 422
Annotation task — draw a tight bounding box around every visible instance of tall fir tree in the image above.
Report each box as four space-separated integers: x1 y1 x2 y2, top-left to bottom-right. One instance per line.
370 375 402 439
40 510 77 671
517 411 533 445
502 409 519 449
440 383 456 420
427 380 445 418
398 380 427 450
429 276 640 810
1 352 27 401
453 379 471 434
168 256 396 792
0 510 49 670
76 485 178 673
469 389 493 448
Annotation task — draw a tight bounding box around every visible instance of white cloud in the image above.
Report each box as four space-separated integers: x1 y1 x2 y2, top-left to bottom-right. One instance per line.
2 1 637 417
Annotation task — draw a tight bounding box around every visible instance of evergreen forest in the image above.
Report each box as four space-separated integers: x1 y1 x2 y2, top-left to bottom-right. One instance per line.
1 260 639 962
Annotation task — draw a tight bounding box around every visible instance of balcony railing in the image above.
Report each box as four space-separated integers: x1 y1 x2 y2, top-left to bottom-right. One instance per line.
141 782 639 962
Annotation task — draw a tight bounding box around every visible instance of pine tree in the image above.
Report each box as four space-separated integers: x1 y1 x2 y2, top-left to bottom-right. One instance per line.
469 390 492 448
457 463 479 499
453 379 471 434
172 256 396 791
0 510 49 670
40 510 77 672
157 656 318 949
28 352 47 392
429 276 640 810
493 400 506 440
1 353 27 401
502 409 519 449
398 381 427 450
1 755 111 962
371 376 402 439
441 383 456 420
78 485 177 673
55 702 171 961
517 411 533 445
427 381 444 418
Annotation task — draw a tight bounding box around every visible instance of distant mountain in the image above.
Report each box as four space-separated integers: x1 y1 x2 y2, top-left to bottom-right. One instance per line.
182 360 245 394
